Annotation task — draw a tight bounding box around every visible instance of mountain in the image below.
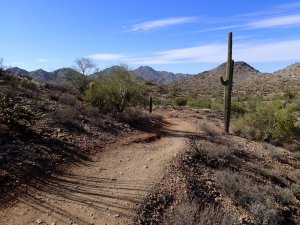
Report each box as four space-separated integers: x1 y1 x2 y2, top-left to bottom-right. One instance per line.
6 67 29 77
133 66 191 84
6 67 77 87
28 69 52 82
174 61 265 96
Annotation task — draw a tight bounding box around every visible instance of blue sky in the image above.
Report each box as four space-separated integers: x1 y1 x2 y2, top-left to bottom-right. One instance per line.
1 0 300 73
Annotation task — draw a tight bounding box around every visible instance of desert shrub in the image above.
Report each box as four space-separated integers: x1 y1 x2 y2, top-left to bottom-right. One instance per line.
283 86 296 103
211 97 223 112
20 79 38 91
249 201 277 225
49 92 59 101
271 186 296 205
190 141 232 168
187 97 212 109
116 107 162 129
171 201 198 225
215 170 267 207
287 93 300 111
234 100 299 143
52 106 84 132
197 204 238 225
291 184 300 200
0 93 34 129
173 97 187 106
153 97 173 106
231 101 246 117
81 105 99 118
58 93 76 106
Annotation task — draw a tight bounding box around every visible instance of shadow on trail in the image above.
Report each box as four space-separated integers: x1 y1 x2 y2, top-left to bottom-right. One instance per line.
17 173 152 224
0 128 90 207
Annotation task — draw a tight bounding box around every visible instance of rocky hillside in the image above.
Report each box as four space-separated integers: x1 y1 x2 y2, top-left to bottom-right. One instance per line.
174 61 300 97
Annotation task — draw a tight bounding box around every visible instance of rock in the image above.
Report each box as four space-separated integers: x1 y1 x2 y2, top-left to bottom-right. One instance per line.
36 219 42 224
113 214 120 218
120 172 123 175
143 165 148 169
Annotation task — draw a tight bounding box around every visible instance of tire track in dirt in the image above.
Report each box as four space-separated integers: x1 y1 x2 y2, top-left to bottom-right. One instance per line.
0 115 198 225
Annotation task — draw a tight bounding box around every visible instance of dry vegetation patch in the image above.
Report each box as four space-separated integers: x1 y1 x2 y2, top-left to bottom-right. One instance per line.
135 109 300 225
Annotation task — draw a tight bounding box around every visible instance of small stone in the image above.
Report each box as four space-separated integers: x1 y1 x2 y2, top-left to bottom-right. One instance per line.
113 214 120 218
36 219 43 224
120 172 123 175
143 165 148 169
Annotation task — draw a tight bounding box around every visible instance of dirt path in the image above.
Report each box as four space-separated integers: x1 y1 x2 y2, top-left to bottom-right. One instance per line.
0 114 198 225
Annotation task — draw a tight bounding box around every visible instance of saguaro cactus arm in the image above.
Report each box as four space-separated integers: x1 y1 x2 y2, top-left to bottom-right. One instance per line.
220 76 228 86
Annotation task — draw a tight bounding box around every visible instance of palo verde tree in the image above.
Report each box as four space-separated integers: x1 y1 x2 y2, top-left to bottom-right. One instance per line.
86 65 143 113
65 57 97 94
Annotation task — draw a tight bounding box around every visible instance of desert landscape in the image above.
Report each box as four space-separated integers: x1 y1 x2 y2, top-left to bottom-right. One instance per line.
1 1 300 225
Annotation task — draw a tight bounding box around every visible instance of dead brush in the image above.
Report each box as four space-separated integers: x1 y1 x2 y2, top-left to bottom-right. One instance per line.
189 141 233 168
0 93 35 130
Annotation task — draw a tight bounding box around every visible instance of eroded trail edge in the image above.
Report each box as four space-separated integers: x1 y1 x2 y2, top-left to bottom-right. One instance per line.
0 114 198 225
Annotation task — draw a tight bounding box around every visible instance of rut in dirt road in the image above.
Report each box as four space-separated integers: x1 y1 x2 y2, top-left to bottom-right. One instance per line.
0 116 198 225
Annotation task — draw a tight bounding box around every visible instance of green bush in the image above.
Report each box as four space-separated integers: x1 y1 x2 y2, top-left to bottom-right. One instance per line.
173 97 187 106
85 66 143 113
232 101 246 117
187 97 212 109
234 100 299 143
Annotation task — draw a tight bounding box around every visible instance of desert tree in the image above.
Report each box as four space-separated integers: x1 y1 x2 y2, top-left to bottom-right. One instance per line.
86 64 143 113
64 57 97 93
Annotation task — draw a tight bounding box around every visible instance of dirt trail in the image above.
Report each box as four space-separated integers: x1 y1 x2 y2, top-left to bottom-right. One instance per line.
0 114 198 225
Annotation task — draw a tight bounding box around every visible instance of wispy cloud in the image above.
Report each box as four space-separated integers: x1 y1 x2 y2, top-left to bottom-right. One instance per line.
89 53 125 60
247 14 300 29
127 17 197 32
91 38 300 65
38 58 48 62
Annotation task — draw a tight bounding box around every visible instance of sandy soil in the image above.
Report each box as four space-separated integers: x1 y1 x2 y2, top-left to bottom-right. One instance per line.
0 113 199 225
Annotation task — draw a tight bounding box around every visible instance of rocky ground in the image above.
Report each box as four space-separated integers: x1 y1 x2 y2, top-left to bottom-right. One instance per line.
135 108 300 225
1 72 300 225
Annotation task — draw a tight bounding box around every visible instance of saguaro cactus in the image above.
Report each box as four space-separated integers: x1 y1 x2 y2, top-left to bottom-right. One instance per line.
149 96 153 113
220 32 234 133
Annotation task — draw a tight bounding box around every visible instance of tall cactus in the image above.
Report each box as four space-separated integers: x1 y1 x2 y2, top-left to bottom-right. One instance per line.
149 96 153 113
220 32 234 134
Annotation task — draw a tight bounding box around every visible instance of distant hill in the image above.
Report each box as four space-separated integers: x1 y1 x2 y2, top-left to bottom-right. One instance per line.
91 65 191 84
133 66 191 84
6 67 77 87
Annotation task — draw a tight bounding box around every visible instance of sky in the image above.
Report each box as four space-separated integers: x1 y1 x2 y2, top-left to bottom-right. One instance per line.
1 0 300 73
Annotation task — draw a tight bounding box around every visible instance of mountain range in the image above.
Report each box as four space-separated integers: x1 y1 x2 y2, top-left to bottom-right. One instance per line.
6 62 300 95
7 66 192 85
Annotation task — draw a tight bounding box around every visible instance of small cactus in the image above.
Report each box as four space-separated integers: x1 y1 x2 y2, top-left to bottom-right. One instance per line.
149 96 153 113
220 32 234 133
